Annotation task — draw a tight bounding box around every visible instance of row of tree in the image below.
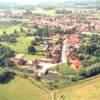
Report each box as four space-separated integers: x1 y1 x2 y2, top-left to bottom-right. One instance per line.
0 30 19 43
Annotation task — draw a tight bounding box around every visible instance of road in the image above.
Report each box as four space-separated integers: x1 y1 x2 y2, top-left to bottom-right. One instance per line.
61 38 68 63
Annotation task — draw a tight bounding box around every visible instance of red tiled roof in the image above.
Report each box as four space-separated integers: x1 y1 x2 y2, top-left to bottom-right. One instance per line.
72 59 81 68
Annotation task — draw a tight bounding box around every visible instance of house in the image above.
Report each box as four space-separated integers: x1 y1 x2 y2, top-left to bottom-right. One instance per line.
10 54 26 65
72 59 82 69
95 23 100 32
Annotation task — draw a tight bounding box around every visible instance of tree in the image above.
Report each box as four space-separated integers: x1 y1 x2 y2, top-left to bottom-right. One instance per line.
0 45 15 67
20 27 24 33
7 35 17 43
28 46 36 54
13 29 19 37
0 45 14 60
0 69 15 83
31 40 38 46
85 44 97 55
4 58 15 67
65 27 76 34
36 26 50 40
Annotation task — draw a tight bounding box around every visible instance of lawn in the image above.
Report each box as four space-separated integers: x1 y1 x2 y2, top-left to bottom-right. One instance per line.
55 75 100 100
24 53 45 61
50 63 77 76
0 76 51 100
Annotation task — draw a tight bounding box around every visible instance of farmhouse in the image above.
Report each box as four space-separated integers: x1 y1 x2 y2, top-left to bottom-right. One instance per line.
10 54 26 65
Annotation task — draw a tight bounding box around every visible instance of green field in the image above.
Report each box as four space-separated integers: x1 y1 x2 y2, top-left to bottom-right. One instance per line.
1 36 34 53
55 75 100 100
50 63 77 76
0 23 45 60
87 14 100 19
0 25 21 34
0 76 50 100
1 36 45 60
32 7 62 16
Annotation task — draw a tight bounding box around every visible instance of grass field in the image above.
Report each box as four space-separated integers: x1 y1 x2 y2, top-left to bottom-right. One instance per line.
0 25 21 34
1 36 45 60
50 63 77 76
24 53 45 60
87 14 100 19
32 7 62 16
1 36 34 53
0 76 50 100
55 75 100 100
0 23 45 60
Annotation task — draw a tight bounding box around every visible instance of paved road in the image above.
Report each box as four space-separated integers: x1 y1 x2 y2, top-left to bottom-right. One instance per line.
34 37 70 75
61 38 68 63
38 37 69 74
38 62 61 74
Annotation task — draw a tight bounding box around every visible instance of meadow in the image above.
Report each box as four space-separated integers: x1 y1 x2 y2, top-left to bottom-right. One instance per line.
87 14 100 19
32 7 63 16
0 23 45 60
55 75 100 100
50 63 77 76
0 24 21 34
0 76 51 100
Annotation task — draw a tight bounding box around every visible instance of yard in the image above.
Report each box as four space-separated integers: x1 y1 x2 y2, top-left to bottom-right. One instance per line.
0 76 51 100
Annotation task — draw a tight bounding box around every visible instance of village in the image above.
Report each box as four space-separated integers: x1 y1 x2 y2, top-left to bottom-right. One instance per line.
0 2 100 100
0 7 100 75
